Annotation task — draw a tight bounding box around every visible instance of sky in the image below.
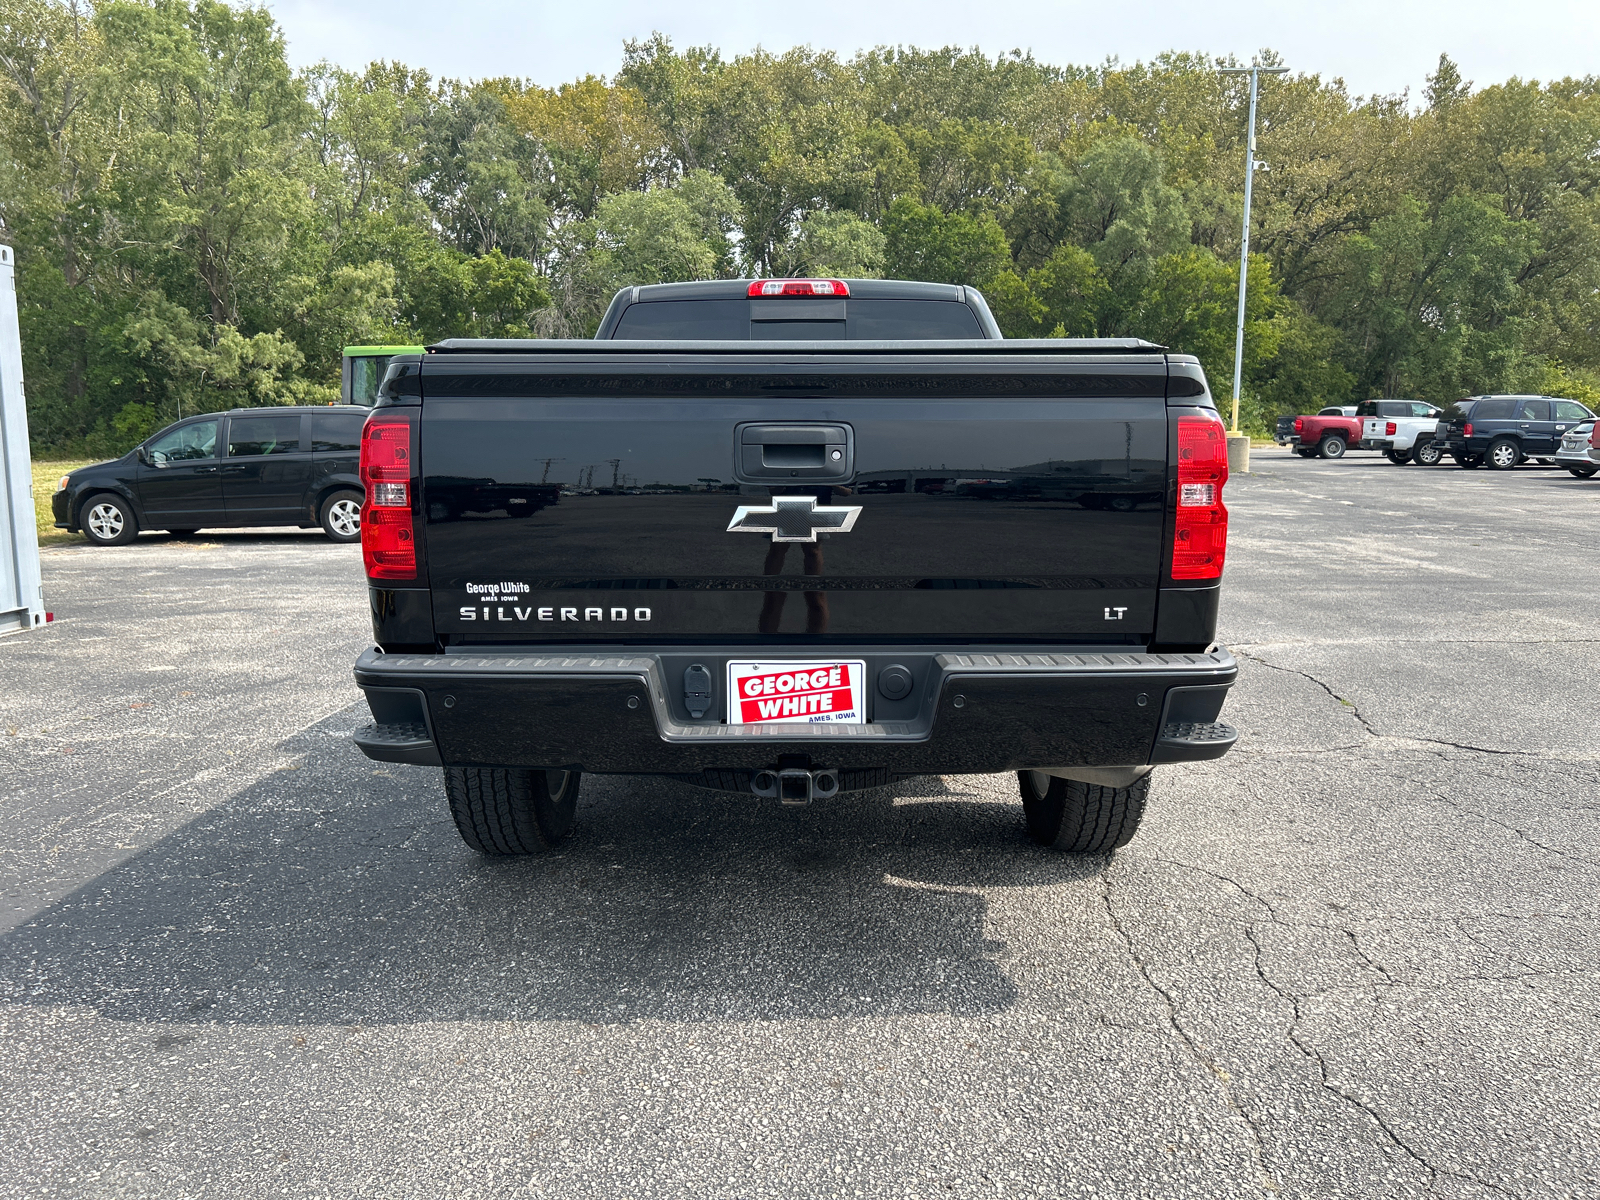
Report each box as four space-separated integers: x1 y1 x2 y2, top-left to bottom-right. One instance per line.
266 0 1599 101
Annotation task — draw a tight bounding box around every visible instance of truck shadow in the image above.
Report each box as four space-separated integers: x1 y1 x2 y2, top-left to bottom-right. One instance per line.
0 714 1103 1027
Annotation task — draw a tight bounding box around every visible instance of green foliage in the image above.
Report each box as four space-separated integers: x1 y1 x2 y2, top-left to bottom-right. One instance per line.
778 210 887 279
883 197 1010 286
4 10 1598 452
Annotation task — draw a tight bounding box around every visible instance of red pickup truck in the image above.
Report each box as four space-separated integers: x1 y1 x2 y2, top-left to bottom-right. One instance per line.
1281 406 1362 459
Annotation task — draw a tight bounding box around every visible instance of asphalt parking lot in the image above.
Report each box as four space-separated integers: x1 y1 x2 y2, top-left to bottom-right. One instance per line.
2 450 1597 1200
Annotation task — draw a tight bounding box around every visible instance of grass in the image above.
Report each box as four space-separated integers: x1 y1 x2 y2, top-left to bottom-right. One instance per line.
31 459 92 546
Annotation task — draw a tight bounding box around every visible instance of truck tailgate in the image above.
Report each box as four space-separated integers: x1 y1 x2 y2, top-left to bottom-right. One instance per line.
418 355 1171 644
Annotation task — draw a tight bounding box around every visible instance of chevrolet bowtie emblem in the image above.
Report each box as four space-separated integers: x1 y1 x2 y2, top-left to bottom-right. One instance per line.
726 496 862 543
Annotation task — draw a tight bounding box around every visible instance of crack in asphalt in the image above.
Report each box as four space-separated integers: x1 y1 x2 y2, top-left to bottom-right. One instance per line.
1420 785 1596 866
1155 858 1526 1198
1232 651 1378 735
1099 876 1281 1196
1234 649 1537 758
1237 927 1522 1200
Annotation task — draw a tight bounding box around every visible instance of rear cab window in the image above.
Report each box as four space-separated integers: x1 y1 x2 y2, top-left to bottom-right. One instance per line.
613 300 748 340
611 297 986 340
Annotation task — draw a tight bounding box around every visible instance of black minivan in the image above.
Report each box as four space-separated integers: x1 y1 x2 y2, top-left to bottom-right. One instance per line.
1436 394 1596 469
52 406 370 546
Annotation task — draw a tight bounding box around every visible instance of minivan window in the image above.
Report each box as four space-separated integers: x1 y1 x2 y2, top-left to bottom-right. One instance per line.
1472 398 1515 420
1516 399 1549 421
228 415 302 457
310 413 365 452
1551 400 1591 422
147 420 218 463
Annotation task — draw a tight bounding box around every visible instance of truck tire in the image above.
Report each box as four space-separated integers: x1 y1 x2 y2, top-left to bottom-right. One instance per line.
1384 449 1410 465
81 493 139 546
1293 447 1317 458
1485 437 1521 470
1017 771 1150 853
445 767 579 855
1318 435 1346 459
320 489 363 543
1413 442 1443 466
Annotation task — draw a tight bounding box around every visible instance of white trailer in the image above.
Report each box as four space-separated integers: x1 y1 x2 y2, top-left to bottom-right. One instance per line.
0 243 46 635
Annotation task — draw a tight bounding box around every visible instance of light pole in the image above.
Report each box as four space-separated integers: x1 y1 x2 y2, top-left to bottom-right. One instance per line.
1219 61 1288 456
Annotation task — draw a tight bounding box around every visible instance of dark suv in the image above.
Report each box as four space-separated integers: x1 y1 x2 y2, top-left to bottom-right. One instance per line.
1436 395 1596 470
53 406 370 546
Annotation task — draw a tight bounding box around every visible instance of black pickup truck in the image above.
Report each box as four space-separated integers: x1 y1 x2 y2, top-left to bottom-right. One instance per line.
351 279 1238 856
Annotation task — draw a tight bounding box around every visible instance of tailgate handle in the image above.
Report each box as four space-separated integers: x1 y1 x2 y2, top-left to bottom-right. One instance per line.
735 423 854 483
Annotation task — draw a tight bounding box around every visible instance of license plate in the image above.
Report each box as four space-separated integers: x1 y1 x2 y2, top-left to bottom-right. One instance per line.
726 660 866 725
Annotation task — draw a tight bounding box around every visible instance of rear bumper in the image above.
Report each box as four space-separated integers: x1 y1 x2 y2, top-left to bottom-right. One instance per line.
351 645 1238 777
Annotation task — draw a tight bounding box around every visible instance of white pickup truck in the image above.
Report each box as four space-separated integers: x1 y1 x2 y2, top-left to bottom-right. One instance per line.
1358 399 1445 465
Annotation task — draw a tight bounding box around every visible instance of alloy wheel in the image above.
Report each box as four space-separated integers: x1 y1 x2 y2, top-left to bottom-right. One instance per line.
87 502 124 540
328 499 361 538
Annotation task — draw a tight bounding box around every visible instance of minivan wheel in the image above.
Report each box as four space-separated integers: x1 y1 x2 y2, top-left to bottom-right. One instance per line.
319 490 363 543
81 494 139 546
445 767 580 855
1017 770 1150 853
1413 442 1444 466
1318 436 1347 459
1486 438 1521 470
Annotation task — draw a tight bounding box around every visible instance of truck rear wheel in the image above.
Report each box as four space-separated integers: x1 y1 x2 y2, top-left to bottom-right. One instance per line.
1018 771 1150 853
445 767 579 855
1318 435 1346 459
1384 449 1410 465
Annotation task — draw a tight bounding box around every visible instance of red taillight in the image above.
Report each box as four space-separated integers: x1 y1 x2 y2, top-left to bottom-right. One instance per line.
1385 421 1397 436
360 420 416 580
747 278 849 298
1464 422 1473 438
1173 413 1229 581
1293 417 1303 433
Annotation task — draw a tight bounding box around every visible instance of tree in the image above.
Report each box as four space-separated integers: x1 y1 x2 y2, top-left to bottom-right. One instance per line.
882 197 1009 286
